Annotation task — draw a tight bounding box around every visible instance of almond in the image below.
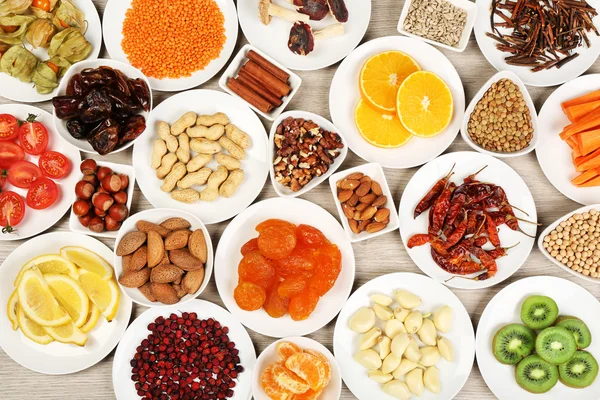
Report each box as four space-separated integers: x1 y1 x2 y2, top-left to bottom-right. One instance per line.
147 230 165 268
151 264 184 283
359 193 376 205
340 179 360 190
138 282 157 302
131 245 148 271
342 203 354 219
164 230 191 250
122 254 133 274
356 202 368 212
136 220 170 238
118 268 150 288
355 180 371 197
374 208 391 222
348 219 360 234
371 181 383 196
366 222 386 233
159 252 170 266
337 189 353 203
360 175 372 183
116 231 146 256
170 249 204 271
172 284 187 299
188 229 208 264
359 206 378 221
182 268 205 294
345 172 364 180
159 217 191 231
150 282 179 305
358 219 369 232
372 195 387 207
347 193 359 207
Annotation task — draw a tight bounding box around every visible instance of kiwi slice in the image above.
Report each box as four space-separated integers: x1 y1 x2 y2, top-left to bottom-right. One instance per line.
492 323 536 365
556 316 592 349
520 295 559 330
535 326 577 365
559 350 599 389
515 355 559 394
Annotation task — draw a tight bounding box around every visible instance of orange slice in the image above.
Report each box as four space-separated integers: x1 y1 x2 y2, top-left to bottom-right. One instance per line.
396 71 453 138
304 349 331 387
262 363 293 400
277 341 302 361
359 50 421 113
355 99 413 148
285 352 325 391
273 363 310 394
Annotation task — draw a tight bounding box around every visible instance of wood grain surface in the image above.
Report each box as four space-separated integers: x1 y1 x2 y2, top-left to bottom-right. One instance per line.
1 1 599 399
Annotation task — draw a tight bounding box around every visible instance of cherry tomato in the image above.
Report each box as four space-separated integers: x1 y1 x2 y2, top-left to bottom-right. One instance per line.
32 0 51 12
0 169 7 189
26 177 58 210
8 160 42 189
0 114 18 141
0 191 25 233
18 114 48 155
39 150 71 179
0 141 25 168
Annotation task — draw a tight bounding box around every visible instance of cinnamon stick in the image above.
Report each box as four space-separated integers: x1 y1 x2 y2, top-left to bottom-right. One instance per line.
242 60 291 98
237 72 283 107
247 50 290 83
227 78 273 114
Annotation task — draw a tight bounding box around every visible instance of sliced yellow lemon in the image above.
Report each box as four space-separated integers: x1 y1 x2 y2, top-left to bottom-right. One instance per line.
17 305 54 345
14 254 78 286
17 268 71 327
77 271 120 322
60 246 113 280
80 304 101 333
44 321 87 346
44 274 90 328
7 289 19 330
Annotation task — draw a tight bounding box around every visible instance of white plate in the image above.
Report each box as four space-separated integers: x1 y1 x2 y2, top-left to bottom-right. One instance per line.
536 74 600 205
112 299 256 400
474 0 600 87
132 89 269 225
0 104 81 242
68 161 135 239
238 0 371 71
103 0 238 91
334 272 475 400
476 276 600 399
251 336 342 400
215 197 355 338
0 232 133 374
113 208 214 307
328 162 400 242
329 36 465 169
0 0 102 103
269 110 347 197
538 204 600 285
53 58 153 155
398 151 537 289
461 70 539 158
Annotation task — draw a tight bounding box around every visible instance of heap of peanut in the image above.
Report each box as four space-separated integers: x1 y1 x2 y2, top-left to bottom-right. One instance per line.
273 117 344 192
152 112 252 203
336 172 391 234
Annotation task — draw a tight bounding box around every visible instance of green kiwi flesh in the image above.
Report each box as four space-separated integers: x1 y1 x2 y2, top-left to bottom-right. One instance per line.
515 355 559 393
493 323 536 365
520 295 559 330
558 350 599 388
535 326 577 365
556 316 592 349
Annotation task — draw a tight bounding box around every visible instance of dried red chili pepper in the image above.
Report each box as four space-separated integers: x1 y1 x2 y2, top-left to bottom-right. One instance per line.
468 245 497 280
444 214 468 249
413 164 454 219
484 211 501 247
407 233 431 248
488 242 520 259
466 211 477 235
463 165 488 183
445 193 466 226
432 248 483 275
429 182 455 234
473 236 489 247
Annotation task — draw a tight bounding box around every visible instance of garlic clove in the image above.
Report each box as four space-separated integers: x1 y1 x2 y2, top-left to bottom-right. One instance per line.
370 293 394 307
404 338 422 363
437 336 455 362
354 349 382 370
368 370 393 384
424 366 441 394
417 318 437 346
394 307 410 322
385 319 406 338
406 367 424 396
433 305 453 333
382 353 402 374
391 333 411 358
392 358 420 379
419 346 440 367
374 303 394 321
404 311 423 333
349 306 375 333
378 336 391 360
383 380 412 400
394 289 422 309
359 327 382 350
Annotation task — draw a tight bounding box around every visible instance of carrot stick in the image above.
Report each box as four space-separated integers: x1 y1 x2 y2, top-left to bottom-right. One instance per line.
576 147 600 171
572 169 598 185
564 100 600 122
560 108 600 139
575 128 600 156
562 89 600 111
579 175 600 187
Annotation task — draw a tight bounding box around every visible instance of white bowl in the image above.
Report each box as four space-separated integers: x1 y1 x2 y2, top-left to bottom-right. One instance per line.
538 204 600 285
53 58 153 155
219 44 302 121
113 208 214 307
68 161 136 239
328 163 399 242
397 0 477 53
251 337 342 400
460 70 539 158
269 110 347 198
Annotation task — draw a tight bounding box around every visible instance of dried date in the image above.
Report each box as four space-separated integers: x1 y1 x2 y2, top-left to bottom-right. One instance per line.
119 115 146 144
88 118 119 155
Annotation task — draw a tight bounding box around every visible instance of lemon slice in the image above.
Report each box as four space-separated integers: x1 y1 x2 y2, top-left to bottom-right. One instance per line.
60 246 113 280
77 271 120 322
44 321 87 346
17 306 54 345
7 289 19 330
14 254 78 286
80 304 101 333
44 274 90 328
17 268 71 327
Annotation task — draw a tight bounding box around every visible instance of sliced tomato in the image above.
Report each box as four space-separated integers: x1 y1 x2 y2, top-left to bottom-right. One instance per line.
18 114 48 155
0 114 18 141
39 150 71 179
0 191 25 233
26 177 58 210
8 160 42 189
0 141 24 168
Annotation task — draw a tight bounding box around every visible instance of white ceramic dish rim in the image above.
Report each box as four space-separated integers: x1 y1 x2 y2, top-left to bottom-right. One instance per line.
460 70 539 158
268 110 348 198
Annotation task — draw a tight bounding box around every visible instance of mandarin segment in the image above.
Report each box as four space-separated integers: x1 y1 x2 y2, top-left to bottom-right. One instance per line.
304 349 332 387
258 226 297 260
233 281 266 311
273 363 310 394
264 283 290 318
262 363 293 400
238 251 276 289
290 388 323 400
289 288 320 321
285 352 325 390
277 341 302 361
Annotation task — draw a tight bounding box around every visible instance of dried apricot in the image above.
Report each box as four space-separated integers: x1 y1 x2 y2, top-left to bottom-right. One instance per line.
285 352 325 390
258 225 297 260
304 349 331 387
264 283 290 318
240 237 259 255
309 244 342 296
238 251 276 289
261 363 293 400
278 276 307 299
296 224 330 248
234 281 266 311
277 341 302 361
289 288 320 321
256 218 296 233
272 363 310 394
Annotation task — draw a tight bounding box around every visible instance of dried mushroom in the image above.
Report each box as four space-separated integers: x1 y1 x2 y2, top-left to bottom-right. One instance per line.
52 0 85 32
0 0 33 17
48 27 91 63
0 45 37 82
289 0 330 21
288 21 344 56
26 18 56 48
0 14 35 45
327 0 348 23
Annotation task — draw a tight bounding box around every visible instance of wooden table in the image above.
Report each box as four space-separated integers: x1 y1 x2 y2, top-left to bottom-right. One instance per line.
1 1 599 399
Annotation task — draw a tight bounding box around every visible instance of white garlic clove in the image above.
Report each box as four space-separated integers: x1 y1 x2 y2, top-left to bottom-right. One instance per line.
417 318 437 346
406 367 424 396
392 358 420 379
433 305 453 333
394 289 422 309
360 327 382 350
349 307 375 333
404 311 423 333
382 353 402 374
368 370 393 384
391 333 411 358
404 339 422 363
424 366 441 394
394 307 410 322
378 336 391 360
385 319 406 338
354 349 382 370
374 303 395 321
437 336 455 362
383 380 412 400
370 293 394 307
419 346 440 367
